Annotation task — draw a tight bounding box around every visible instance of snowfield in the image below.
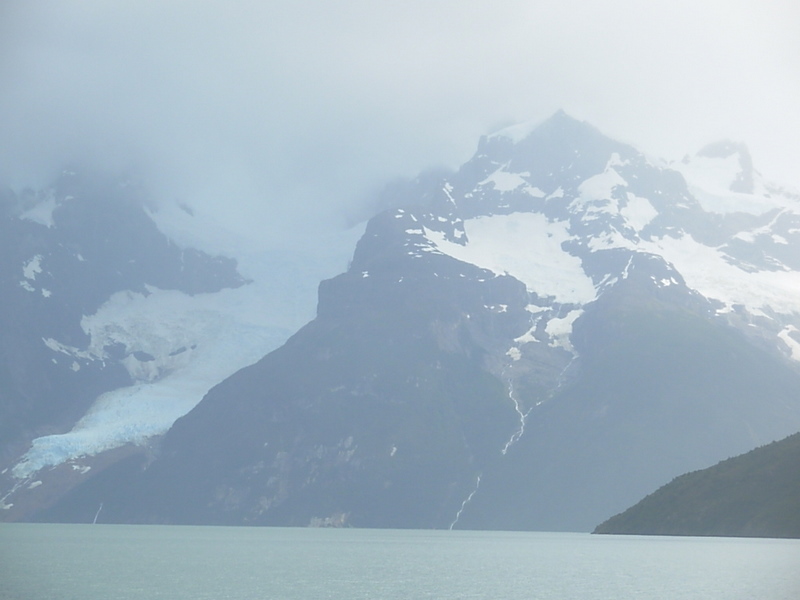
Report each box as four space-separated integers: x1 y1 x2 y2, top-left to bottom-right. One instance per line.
428 213 597 305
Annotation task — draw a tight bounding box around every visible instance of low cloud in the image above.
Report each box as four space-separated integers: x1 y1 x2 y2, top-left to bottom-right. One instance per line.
2 1 798 242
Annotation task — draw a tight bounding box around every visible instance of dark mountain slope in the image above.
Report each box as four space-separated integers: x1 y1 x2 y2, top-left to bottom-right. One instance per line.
455 272 800 531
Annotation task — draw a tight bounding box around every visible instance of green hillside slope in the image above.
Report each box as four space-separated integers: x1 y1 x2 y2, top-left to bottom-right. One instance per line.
594 432 800 538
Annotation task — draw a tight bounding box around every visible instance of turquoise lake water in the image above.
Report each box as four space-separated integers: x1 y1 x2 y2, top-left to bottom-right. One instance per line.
1 524 798 599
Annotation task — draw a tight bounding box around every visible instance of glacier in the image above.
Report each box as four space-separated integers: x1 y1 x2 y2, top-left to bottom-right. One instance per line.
12 204 364 479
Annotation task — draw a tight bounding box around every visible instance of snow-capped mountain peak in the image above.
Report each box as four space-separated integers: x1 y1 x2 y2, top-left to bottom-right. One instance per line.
386 112 800 367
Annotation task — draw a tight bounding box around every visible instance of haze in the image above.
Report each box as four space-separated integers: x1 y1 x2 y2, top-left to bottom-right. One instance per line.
1 0 798 245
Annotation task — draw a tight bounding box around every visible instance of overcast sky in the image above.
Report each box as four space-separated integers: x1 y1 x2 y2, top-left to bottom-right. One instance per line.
1 0 798 242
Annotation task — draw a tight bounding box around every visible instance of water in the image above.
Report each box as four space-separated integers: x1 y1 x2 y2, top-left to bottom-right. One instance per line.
1 524 798 599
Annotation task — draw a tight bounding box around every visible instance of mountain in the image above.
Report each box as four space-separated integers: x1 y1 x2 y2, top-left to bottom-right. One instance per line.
593 431 800 538
12 112 800 530
0 171 358 519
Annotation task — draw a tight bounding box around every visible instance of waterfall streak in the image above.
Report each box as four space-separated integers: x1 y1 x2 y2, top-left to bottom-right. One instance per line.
449 474 481 530
501 377 529 455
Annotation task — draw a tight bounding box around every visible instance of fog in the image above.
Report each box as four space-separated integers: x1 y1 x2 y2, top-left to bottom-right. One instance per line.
2 0 798 244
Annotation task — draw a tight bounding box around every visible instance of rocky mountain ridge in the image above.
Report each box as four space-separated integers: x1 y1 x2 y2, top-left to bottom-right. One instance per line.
22 112 800 530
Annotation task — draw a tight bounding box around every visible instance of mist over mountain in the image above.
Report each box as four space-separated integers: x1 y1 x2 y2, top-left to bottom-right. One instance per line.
7 112 798 531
